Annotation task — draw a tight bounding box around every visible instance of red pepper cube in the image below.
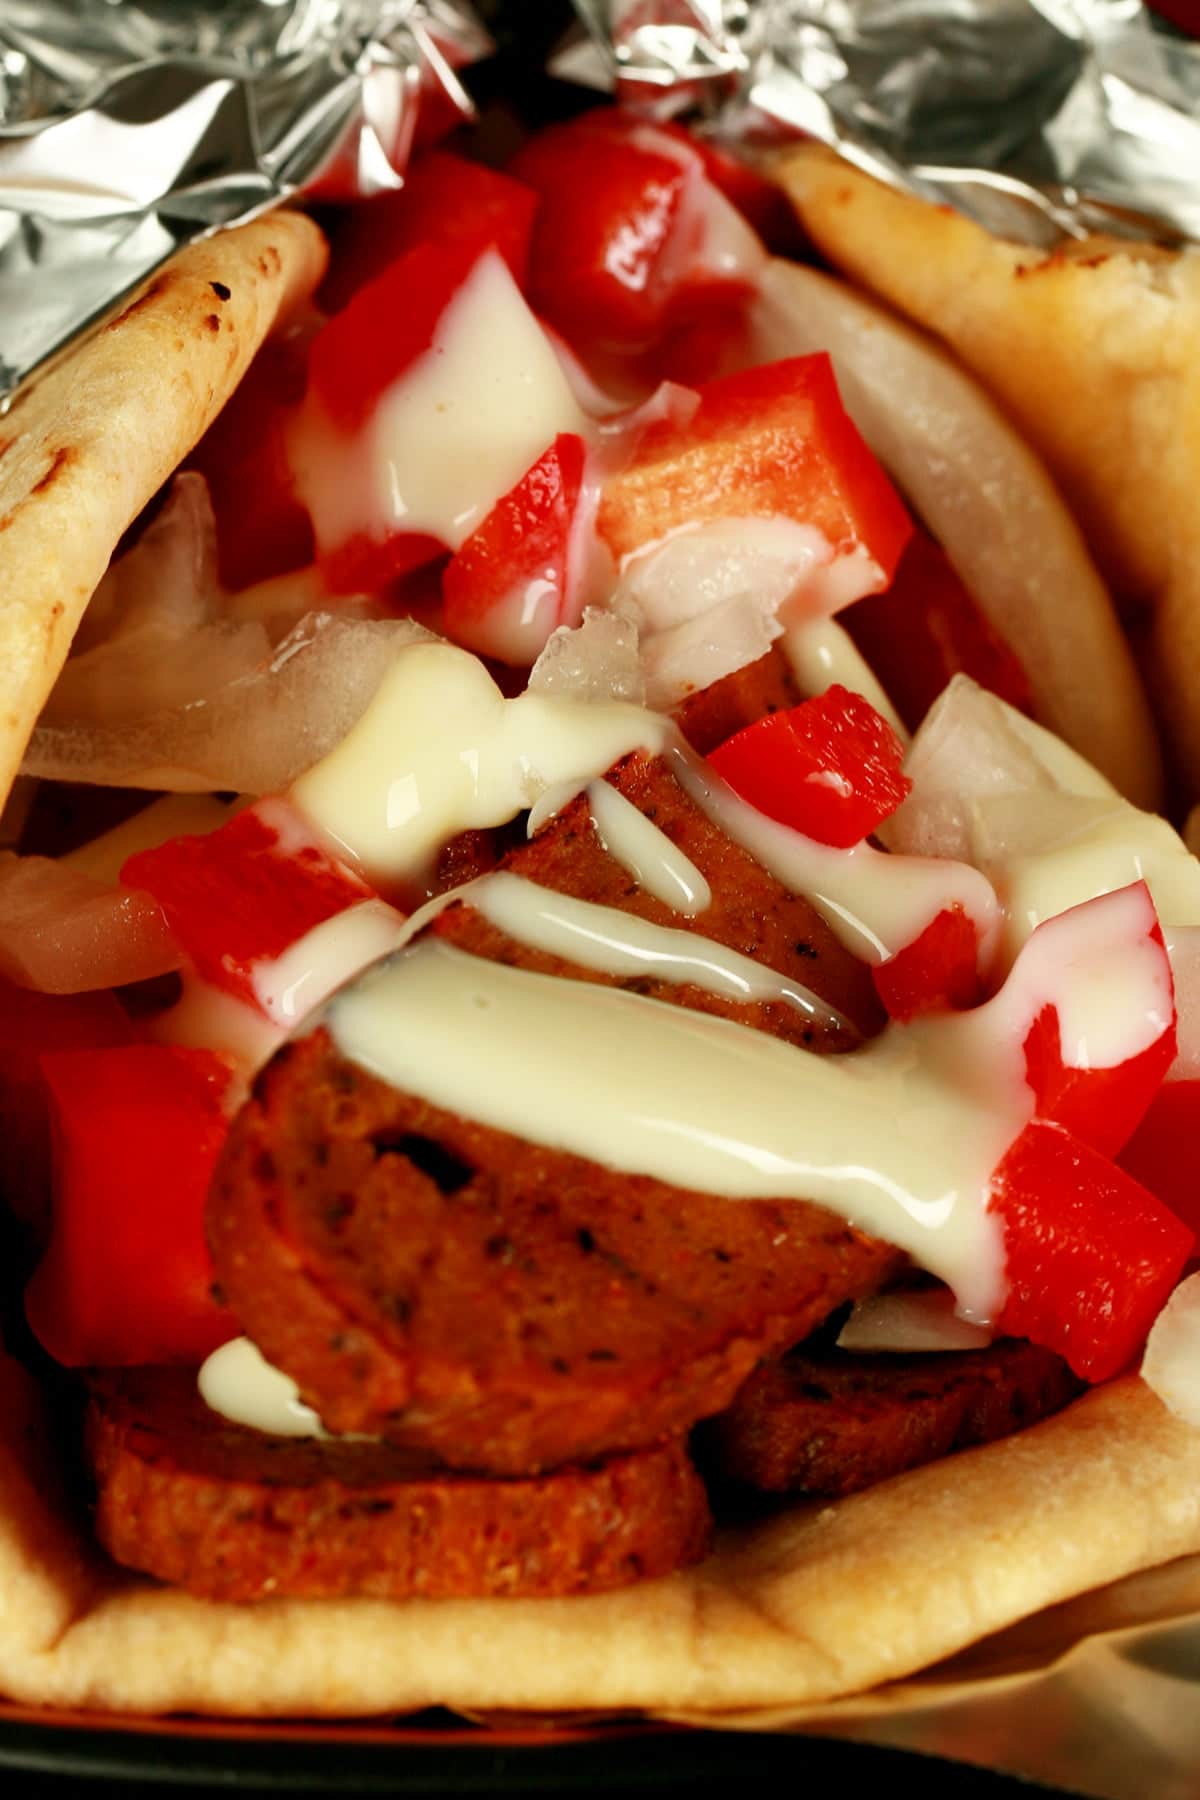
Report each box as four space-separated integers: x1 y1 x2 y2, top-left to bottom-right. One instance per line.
121 805 373 1011
24 1046 237 1367
1023 997 1177 1161
511 118 692 355
708 684 911 847
442 433 588 665
1119 1081 1200 1235
0 983 135 1240
989 1117 1194 1383
597 355 912 589
189 332 315 592
843 525 1033 733
873 905 983 1022
319 151 539 315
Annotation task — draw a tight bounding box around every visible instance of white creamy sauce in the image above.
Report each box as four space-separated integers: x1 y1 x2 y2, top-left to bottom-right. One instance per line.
149 975 282 1073
327 938 1014 1320
467 870 842 1029
996 807 1200 967
250 898 406 1030
897 682 1200 970
290 640 671 886
837 1288 993 1353
294 250 588 560
781 616 908 744
199 1337 328 1438
586 778 711 915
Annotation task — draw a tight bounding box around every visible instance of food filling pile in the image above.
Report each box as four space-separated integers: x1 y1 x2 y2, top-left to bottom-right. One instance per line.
7 105 1200 1611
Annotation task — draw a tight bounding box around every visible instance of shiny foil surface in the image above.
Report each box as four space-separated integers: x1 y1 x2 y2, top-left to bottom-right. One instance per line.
0 0 490 397
559 1 1200 248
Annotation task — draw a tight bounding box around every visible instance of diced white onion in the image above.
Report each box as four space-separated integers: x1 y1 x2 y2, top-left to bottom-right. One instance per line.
0 852 179 993
529 608 645 706
23 614 433 796
1142 1273 1200 1429
882 676 1116 865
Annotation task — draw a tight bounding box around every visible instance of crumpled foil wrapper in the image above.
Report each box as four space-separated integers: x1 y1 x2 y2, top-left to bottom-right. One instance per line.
0 0 491 399
559 1 1200 248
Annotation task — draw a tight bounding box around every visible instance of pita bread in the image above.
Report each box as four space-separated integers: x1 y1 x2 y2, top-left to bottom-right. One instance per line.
771 143 1200 793
0 198 1198 1732
1 1345 1199 1716
0 212 327 814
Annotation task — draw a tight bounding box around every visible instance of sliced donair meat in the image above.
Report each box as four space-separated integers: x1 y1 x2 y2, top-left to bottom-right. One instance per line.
699 1338 1084 1498
208 1030 902 1475
87 1367 711 1603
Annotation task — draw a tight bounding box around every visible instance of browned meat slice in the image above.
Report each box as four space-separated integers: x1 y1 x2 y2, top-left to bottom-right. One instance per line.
674 646 802 755
208 1031 903 1476
86 1368 711 1603
436 750 884 1048
698 1339 1085 1498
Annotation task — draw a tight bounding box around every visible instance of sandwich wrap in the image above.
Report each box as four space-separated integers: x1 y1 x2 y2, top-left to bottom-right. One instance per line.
2 5 1200 1780
1 215 1200 1743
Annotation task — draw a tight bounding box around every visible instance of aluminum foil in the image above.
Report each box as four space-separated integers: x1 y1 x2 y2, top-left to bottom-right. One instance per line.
0 0 491 400
558 1 1200 248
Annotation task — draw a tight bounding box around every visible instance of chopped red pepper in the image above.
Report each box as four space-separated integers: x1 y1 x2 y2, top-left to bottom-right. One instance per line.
442 433 587 665
708 684 911 847
189 331 315 591
121 804 373 1011
319 529 448 600
843 525 1033 732
1023 998 1177 1160
988 1118 1193 1382
597 355 912 589
1119 1080 1200 1235
0 983 134 1239
873 905 983 1022
24 1046 237 1367
510 117 693 355
319 151 539 315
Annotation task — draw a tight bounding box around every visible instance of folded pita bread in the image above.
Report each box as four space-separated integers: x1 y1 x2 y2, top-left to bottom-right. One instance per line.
0 212 327 813
2 1345 1200 1716
771 143 1200 794
2 206 1200 1728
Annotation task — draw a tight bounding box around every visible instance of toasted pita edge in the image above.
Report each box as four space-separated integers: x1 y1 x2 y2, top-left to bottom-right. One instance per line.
770 143 1200 794
0 212 328 814
1 1348 1199 1719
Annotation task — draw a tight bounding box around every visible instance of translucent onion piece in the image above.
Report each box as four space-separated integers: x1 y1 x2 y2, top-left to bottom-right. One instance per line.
610 515 866 712
882 676 1117 865
1142 1273 1200 1430
0 852 179 994
73 472 220 656
23 614 434 796
751 259 1163 810
43 619 271 729
639 593 783 712
837 1288 993 1354
529 608 645 706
